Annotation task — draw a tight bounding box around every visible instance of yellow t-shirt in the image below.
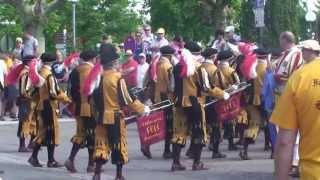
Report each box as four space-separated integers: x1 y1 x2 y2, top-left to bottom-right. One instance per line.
271 58 320 180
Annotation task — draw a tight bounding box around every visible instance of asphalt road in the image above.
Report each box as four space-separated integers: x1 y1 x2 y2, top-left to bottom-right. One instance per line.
0 118 278 180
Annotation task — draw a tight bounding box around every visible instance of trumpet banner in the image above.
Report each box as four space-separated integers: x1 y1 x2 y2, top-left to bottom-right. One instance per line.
137 111 166 146
214 92 243 122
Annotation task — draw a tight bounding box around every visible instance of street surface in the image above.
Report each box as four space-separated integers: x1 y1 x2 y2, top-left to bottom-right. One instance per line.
0 118 287 180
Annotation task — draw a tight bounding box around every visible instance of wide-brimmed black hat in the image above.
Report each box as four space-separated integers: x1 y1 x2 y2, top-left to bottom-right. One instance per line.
185 41 202 54
201 48 218 59
217 50 234 61
100 45 119 65
40 53 56 63
160 45 175 55
80 50 98 61
253 48 270 57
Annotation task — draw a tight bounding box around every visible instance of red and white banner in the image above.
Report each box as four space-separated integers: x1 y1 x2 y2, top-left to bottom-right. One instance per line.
136 111 166 146
214 92 243 122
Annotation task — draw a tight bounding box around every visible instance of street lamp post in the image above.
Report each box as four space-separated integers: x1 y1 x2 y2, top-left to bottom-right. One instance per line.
69 0 78 50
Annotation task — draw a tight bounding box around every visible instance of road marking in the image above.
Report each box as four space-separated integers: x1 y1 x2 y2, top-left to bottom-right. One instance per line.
0 118 74 126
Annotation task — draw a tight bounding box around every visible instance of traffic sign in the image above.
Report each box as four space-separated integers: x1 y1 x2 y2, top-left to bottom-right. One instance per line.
254 8 265 28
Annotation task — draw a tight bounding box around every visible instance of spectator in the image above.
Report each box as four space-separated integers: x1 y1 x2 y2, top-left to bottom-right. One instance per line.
225 26 241 44
271 40 320 180
121 50 138 88
12 37 23 60
0 57 7 121
211 29 228 52
124 32 136 53
143 24 155 61
134 31 144 60
52 50 67 82
136 53 149 89
151 28 169 56
22 30 39 58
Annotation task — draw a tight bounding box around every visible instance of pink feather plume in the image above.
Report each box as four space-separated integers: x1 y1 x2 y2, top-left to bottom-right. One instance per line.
149 55 160 82
28 59 41 86
82 63 102 96
238 43 258 80
64 52 80 67
5 64 24 86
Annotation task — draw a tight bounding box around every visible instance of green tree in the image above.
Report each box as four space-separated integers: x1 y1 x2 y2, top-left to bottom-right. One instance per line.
0 0 67 52
146 0 242 43
239 0 256 42
264 0 301 46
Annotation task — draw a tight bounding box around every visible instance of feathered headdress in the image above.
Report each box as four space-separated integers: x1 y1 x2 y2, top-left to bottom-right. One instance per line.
64 52 80 68
149 54 160 82
239 43 258 80
5 63 25 86
82 62 102 96
28 59 45 87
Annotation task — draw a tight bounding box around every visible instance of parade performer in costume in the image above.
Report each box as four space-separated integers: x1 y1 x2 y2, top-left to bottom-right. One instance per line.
214 50 240 151
65 50 98 173
28 53 71 168
170 42 230 171
239 48 270 160
86 45 150 180
201 47 227 159
7 55 38 152
141 45 176 159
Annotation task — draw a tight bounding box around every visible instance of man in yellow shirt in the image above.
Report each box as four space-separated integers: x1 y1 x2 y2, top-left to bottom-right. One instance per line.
271 40 320 180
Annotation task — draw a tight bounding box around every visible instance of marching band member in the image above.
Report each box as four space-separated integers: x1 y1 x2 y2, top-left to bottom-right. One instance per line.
171 42 229 171
143 46 175 159
28 53 71 168
8 55 37 152
201 47 227 159
239 48 269 160
214 50 240 151
65 50 98 173
88 45 150 180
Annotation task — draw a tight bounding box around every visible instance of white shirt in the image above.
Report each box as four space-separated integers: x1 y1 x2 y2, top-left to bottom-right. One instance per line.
23 36 38 57
136 63 150 88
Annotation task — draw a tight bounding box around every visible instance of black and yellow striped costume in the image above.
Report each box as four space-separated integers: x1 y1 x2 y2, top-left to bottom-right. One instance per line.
92 69 145 165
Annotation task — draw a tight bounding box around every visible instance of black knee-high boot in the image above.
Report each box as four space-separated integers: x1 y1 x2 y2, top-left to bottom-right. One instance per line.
92 159 103 180
65 143 81 173
47 144 62 167
171 144 186 171
87 148 95 172
116 164 124 179
18 137 29 152
192 144 208 170
239 138 250 160
28 143 42 167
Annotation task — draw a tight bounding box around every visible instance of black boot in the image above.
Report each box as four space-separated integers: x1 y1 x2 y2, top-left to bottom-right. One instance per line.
18 137 30 152
162 138 172 159
47 144 62 168
115 164 125 180
140 145 152 159
212 142 226 159
239 139 250 160
65 144 81 173
192 144 208 171
228 137 238 151
27 135 35 150
87 148 95 173
28 144 42 167
92 159 103 180
171 144 186 172
185 142 194 159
